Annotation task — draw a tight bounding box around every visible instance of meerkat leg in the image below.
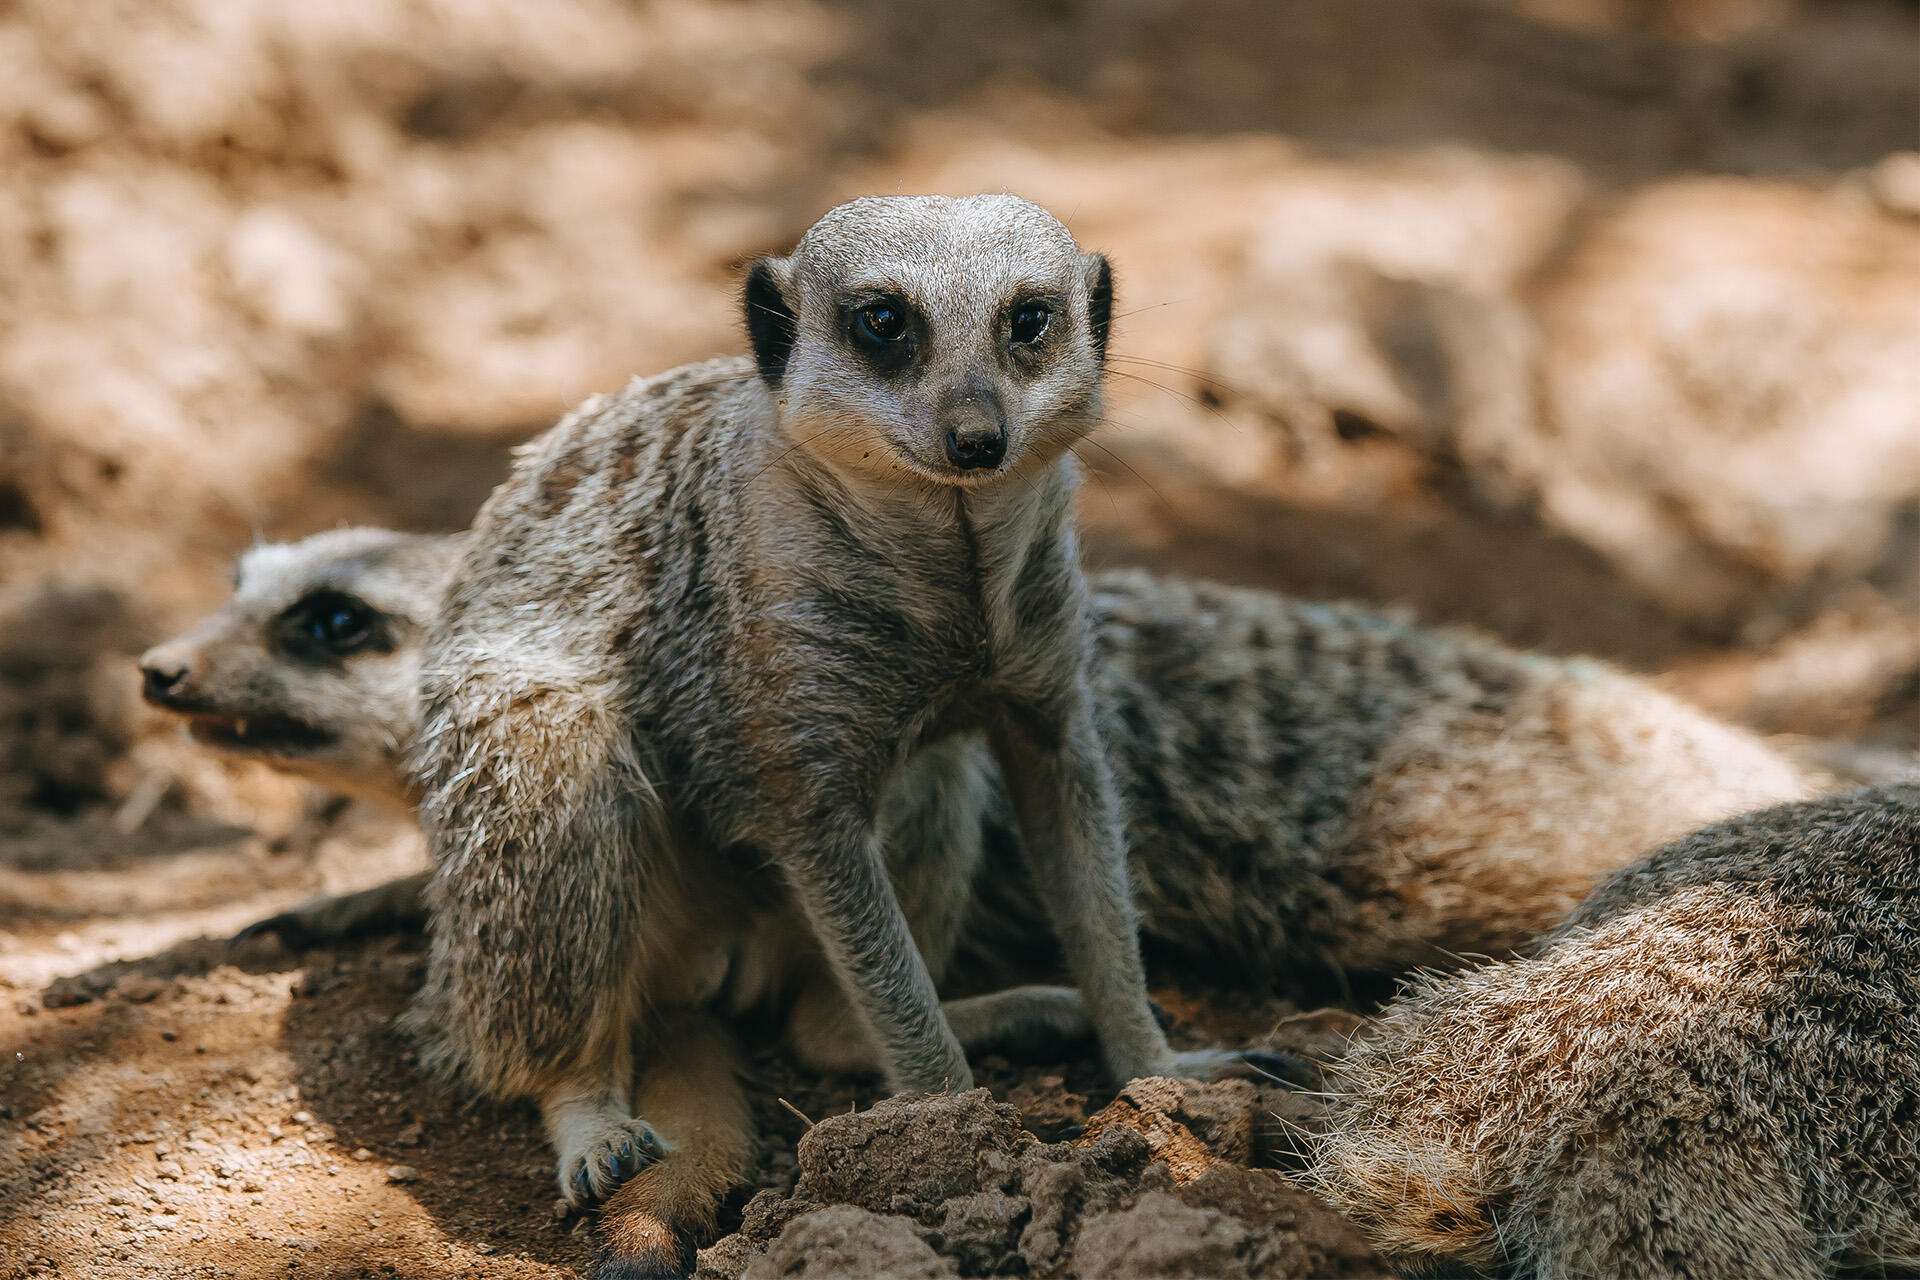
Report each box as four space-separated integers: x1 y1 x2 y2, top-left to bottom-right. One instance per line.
940 986 1091 1059
784 965 1090 1074
407 675 672 1209
988 694 1174 1084
592 1013 754 1280
778 817 973 1095
236 870 430 949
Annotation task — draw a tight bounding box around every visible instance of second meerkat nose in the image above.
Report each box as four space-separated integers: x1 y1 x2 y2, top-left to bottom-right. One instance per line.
945 423 1008 470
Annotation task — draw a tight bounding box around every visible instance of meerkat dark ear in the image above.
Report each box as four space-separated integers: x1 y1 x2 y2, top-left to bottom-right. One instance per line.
744 257 798 385
1082 252 1113 363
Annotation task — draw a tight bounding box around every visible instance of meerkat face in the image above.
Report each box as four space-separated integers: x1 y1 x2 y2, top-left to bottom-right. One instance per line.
743 194 1113 489
137 528 460 811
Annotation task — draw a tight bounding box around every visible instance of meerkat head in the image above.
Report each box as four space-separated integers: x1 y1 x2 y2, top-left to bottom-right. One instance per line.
137 528 461 812
742 193 1113 488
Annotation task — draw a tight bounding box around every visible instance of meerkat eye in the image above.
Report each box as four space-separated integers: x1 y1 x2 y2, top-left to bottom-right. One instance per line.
1010 304 1051 345
852 303 909 349
283 592 376 656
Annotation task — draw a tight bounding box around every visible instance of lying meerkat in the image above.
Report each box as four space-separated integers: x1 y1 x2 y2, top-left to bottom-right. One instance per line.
141 528 1827 994
1312 783 1920 1279
145 531 1818 991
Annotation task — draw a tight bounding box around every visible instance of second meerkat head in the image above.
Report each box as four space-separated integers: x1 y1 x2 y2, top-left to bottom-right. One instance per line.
743 194 1113 487
137 528 462 812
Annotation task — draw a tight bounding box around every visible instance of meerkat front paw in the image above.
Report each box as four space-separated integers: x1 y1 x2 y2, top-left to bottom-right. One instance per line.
559 1119 668 1208
1159 1046 1318 1089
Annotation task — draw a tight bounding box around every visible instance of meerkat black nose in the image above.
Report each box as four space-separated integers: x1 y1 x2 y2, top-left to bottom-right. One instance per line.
945 423 1008 471
139 653 191 706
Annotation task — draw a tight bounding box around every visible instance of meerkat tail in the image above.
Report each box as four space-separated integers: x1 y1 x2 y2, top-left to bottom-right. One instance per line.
592 1013 754 1280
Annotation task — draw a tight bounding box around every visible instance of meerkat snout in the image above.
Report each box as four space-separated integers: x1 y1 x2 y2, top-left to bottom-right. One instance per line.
940 376 1010 471
139 643 196 707
742 193 1113 487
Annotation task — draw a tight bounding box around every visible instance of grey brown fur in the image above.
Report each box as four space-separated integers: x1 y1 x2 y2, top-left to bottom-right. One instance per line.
1312 784 1920 1279
408 196 1189 1268
149 525 1819 1273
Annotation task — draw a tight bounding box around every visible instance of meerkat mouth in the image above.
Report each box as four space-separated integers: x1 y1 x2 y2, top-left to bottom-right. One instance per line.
186 712 336 754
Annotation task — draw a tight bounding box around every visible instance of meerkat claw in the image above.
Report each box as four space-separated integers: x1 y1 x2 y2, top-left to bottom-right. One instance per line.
232 911 315 951
562 1121 667 1208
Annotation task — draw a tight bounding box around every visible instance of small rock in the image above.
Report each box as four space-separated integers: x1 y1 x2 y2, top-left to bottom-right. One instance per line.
14 998 37 1016
551 1199 571 1221
41 976 97 1009
155 1161 184 1181
292 1111 314 1126
396 1121 424 1147
351 1148 374 1162
385 1165 419 1184
113 974 172 1004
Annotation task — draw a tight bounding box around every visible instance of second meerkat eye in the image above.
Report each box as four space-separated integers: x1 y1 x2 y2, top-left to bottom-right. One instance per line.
1010 304 1051 345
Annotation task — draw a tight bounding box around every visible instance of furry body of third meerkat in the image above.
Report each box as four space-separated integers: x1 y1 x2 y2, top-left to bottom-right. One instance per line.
408 194 1207 1274
1314 783 1920 1279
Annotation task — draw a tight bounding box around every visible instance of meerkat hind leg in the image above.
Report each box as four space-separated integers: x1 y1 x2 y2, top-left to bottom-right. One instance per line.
592 1012 754 1280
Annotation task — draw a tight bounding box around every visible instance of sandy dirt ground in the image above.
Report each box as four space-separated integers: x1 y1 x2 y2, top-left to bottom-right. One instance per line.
2 0 1917 1276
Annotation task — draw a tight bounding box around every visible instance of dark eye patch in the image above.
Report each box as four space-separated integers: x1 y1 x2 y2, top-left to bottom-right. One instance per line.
842 294 918 372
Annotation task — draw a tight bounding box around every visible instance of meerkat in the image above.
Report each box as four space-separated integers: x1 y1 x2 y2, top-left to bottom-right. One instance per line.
406 195 1208 1272
1311 783 1920 1279
152 532 1819 988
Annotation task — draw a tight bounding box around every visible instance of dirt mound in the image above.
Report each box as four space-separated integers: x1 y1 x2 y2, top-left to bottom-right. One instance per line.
699 1085 1384 1280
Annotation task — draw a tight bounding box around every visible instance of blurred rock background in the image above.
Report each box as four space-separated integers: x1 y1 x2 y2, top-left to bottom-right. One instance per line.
1 0 1916 946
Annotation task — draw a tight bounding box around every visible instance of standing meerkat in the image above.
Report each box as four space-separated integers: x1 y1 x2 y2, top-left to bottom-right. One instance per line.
409 195 1200 1265
1312 783 1920 1279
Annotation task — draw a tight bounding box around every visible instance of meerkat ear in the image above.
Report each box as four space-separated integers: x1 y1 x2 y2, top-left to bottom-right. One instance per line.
744 257 798 385
1082 252 1113 364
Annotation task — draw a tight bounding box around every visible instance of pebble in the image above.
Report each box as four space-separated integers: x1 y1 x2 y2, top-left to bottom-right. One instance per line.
396 1121 424 1146
385 1165 419 1184
352 1148 374 1162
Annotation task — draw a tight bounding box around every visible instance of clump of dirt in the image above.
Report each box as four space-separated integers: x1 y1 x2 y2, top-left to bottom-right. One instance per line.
699 1085 1384 1280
